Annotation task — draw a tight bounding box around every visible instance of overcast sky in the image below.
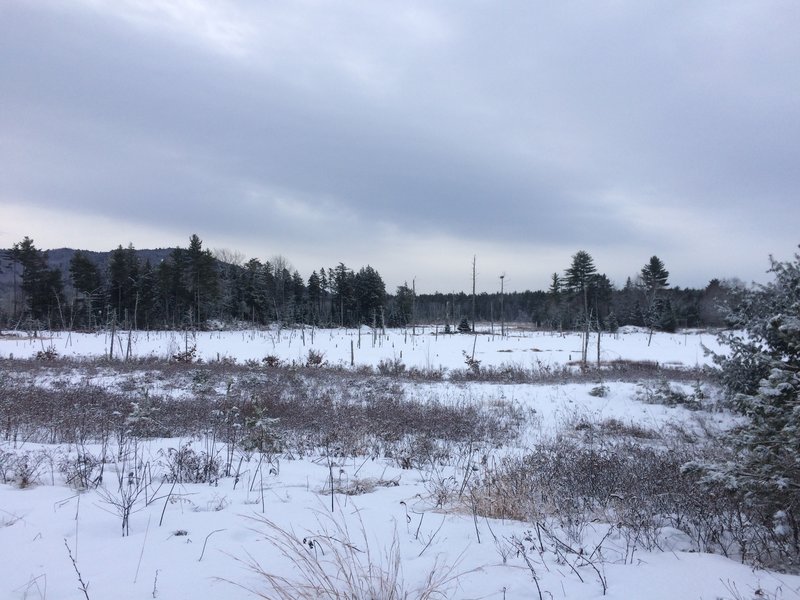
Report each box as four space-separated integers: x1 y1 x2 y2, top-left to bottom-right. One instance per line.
1 1 798 293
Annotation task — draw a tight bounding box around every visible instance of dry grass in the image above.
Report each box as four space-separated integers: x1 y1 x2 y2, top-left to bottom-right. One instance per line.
231 510 468 599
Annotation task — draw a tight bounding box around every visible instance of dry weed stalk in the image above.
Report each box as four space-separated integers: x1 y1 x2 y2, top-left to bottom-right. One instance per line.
230 510 468 599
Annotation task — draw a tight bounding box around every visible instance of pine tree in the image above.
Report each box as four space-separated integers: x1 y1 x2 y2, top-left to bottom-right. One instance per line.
640 255 671 342
548 273 561 297
391 283 414 327
70 252 102 297
641 255 669 294
547 273 563 329
700 248 800 563
591 273 614 329
185 234 219 325
318 268 330 323
69 251 103 328
108 244 140 327
564 250 597 365
242 259 269 324
290 270 306 324
307 271 322 324
354 265 386 326
137 260 157 330
11 237 65 324
331 263 356 326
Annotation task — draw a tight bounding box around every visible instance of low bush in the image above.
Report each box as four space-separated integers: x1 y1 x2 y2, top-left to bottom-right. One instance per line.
0 360 524 462
160 442 220 484
376 357 406 376
468 434 791 567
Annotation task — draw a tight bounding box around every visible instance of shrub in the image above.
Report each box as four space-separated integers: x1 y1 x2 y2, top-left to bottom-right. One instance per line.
59 451 103 490
35 345 59 361
635 378 702 410
171 345 197 363
160 442 220 484
305 349 325 367
588 384 609 397
377 357 406 376
262 355 283 368
12 451 45 488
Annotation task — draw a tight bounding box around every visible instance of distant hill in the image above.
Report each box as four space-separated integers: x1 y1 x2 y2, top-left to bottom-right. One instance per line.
0 247 176 297
44 247 176 274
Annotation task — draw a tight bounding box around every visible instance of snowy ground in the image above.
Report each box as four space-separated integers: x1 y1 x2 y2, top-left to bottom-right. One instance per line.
1 326 798 600
0 325 722 370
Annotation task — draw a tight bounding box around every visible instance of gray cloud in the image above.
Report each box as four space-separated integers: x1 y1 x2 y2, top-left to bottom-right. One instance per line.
1 1 798 292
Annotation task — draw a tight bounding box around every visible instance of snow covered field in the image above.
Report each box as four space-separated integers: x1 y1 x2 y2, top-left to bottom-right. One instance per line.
1 327 798 600
0 325 722 370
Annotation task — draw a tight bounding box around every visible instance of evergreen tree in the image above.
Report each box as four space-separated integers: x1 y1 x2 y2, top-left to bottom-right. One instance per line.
698 249 800 562
641 255 669 292
698 279 729 327
548 273 561 297
70 251 102 297
318 268 330 323
564 250 597 365
184 234 219 325
214 252 245 324
590 273 614 329
390 283 414 327
242 259 269 324
331 263 356 326
547 272 563 329
354 265 386 326
11 237 65 324
307 271 322 324
615 277 644 327
69 251 103 328
564 250 597 302
290 270 306 324
137 260 157 330
640 255 671 340
108 244 140 327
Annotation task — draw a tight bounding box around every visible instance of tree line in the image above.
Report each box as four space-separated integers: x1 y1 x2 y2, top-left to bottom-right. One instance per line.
1 235 733 332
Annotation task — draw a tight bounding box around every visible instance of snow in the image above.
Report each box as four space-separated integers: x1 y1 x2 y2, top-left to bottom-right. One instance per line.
1 326 798 600
0 325 722 370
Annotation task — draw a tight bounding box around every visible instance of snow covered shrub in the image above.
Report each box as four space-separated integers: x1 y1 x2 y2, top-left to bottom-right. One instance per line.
635 378 702 410
574 417 657 440
405 365 446 381
305 349 325 367
125 393 167 438
468 437 751 554
59 451 103 490
171 345 197 363
462 350 481 376
588 383 609 397
160 442 220 484
605 358 661 376
239 405 282 453
261 355 283 368
12 451 45 488
424 471 461 508
35 345 58 361
377 357 406 376
0 447 14 484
